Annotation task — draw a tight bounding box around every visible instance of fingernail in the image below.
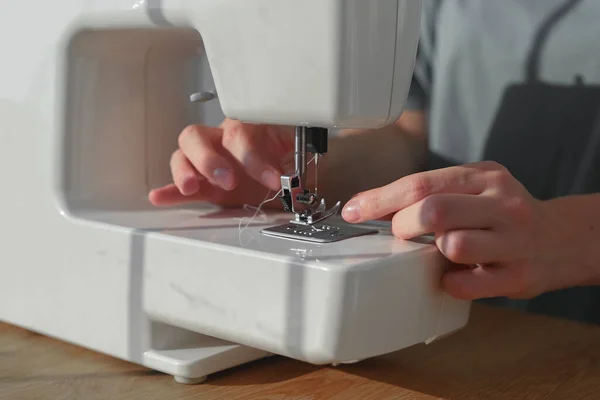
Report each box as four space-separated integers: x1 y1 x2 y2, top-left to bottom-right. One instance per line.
180 176 200 195
342 202 360 222
261 170 281 191
213 168 234 190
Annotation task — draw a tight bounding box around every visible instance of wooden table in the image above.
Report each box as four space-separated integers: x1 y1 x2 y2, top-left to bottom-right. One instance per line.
2 304 600 400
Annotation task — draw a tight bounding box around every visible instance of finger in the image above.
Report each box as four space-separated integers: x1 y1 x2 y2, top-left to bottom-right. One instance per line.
391 194 501 239
442 264 535 300
178 125 237 191
170 150 201 196
342 164 490 223
221 120 282 191
434 229 511 265
149 182 219 206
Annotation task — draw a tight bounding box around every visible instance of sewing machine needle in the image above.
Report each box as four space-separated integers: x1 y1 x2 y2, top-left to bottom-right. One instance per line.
315 153 319 197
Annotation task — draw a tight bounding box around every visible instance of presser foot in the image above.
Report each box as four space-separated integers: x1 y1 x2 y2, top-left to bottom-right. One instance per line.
278 179 341 226
269 193 378 243
290 200 341 226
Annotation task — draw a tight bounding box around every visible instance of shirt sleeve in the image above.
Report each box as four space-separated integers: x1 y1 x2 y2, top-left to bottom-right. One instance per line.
404 0 439 111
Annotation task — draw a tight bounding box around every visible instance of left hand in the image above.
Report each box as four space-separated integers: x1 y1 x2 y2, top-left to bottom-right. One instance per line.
341 161 565 301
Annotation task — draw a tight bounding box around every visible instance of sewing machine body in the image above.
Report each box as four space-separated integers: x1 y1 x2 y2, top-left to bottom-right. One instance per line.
0 0 471 382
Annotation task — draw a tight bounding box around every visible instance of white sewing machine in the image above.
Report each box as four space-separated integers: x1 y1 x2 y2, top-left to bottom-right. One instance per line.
0 0 471 384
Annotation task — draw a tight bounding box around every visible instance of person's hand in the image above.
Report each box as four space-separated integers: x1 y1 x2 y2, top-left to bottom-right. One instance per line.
341 161 573 301
149 119 295 208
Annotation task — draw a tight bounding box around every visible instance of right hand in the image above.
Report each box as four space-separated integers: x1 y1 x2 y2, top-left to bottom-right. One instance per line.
149 119 295 208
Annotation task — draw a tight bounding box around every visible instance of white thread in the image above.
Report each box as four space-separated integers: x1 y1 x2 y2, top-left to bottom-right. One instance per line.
238 189 283 233
425 291 446 345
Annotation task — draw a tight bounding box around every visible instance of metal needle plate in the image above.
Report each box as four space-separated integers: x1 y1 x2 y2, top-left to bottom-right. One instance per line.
261 222 379 244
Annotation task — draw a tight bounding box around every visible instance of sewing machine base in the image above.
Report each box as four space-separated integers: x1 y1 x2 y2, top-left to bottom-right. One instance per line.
143 332 272 384
143 327 369 385
3 203 472 385
261 221 379 243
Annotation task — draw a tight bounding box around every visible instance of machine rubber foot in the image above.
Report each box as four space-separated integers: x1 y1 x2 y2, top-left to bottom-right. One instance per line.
332 360 361 367
174 376 207 385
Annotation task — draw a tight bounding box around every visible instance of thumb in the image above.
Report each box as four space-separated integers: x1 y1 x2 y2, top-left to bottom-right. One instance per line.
442 264 530 300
